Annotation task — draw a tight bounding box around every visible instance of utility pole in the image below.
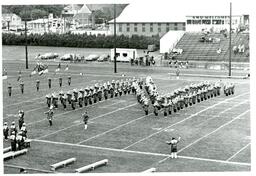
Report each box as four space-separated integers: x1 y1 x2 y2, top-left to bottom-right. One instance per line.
228 2 232 76
114 4 117 73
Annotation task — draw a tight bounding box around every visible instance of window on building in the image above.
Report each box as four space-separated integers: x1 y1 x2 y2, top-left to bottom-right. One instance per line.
202 20 211 24
166 23 170 26
127 27 130 32
192 20 202 24
150 27 153 32
212 20 221 25
174 26 178 30
174 23 178 26
119 24 122 32
142 27 145 32
134 27 137 32
187 20 192 24
166 27 170 32
158 27 161 32
126 23 130 26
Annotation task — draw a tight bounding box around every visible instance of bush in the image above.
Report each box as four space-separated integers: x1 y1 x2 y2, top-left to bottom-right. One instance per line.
2 33 160 49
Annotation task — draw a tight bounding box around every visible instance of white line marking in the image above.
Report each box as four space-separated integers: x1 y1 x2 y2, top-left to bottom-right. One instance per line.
178 110 250 153
32 139 250 166
226 143 251 161
158 109 250 164
122 93 249 150
36 102 138 139
101 100 126 108
77 113 150 144
26 96 134 127
195 100 249 127
4 106 43 120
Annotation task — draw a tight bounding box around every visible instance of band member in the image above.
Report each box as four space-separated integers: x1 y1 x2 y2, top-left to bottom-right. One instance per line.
20 81 24 94
82 111 89 130
45 106 54 126
18 110 25 130
10 121 17 136
68 76 71 86
48 78 52 89
166 137 181 159
36 80 40 91
59 77 62 87
3 122 9 141
10 131 17 151
71 96 76 110
8 83 12 97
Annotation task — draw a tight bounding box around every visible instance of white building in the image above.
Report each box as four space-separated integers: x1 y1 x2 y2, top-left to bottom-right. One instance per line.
2 13 23 30
109 1 249 36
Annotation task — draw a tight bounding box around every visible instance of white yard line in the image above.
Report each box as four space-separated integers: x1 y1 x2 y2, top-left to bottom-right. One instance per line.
178 110 250 153
195 99 249 127
3 106 43 120
77 113 151 144
226 143 251 161
32 139 250 167
122 93 249 150
35 102 138 139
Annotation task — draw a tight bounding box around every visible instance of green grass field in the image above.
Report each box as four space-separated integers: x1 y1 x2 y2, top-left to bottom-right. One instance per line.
3 59 250 173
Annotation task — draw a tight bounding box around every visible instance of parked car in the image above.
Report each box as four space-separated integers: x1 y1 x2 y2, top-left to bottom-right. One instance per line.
85 54 99 61
97 54 109 62
35 53 58 60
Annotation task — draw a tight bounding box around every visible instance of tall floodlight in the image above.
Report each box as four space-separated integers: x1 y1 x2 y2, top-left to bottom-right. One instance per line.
114 4 117 73
228 2 232 76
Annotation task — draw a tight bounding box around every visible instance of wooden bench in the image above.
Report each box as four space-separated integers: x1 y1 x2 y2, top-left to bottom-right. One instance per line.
75 159 108 173
50 158 76 171
4 149 28 160
142 168 156 173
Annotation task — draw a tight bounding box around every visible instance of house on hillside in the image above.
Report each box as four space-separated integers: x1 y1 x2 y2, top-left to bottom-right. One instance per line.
73 4 92 27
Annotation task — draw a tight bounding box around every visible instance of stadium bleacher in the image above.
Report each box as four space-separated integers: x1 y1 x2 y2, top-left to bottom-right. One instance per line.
174 32 249 62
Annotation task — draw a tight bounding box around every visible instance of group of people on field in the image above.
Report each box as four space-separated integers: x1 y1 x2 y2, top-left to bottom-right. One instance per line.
3 110 28 151
134 76 235 117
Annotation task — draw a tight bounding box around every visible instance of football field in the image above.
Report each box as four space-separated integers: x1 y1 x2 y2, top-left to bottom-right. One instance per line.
3 60 250 173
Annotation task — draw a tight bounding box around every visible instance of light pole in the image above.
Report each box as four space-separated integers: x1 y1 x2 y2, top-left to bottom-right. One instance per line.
114 4 117 73
228 2 232 76
25 18 28 69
